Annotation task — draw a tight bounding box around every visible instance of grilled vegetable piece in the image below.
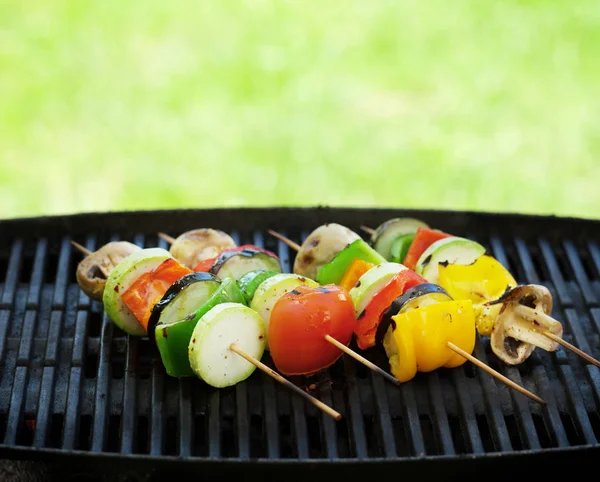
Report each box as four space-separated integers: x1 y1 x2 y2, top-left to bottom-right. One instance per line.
121 257 193 331
147 272 222 343
103 248 172 336
209 248 282 281
193 244 279 272
348 262 407 317
249 273 318 349
376 284 452 345
153 277 245 377
339 258 375 292
354 269 426 350
75 241 141 301
370 217 429 261
402 227 453 270
390 234 415 264
415 236 486 285
489 285 562 365
293 223 361 280
188 302 266 388
169 228 237 269
268 284 355 376
316 239 386 285
383 299 476 382
438 254 517 306
237 269 280 305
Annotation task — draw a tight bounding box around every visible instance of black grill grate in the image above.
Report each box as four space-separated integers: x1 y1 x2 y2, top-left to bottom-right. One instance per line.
0 208 599 478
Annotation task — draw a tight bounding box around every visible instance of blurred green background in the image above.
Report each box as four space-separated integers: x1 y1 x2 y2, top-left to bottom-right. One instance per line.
1 0 599 220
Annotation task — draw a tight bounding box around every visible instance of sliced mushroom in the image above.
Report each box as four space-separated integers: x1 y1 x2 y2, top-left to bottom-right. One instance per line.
490 284 563 365
75 241 141 301
169 228 237 269
292 223 361 280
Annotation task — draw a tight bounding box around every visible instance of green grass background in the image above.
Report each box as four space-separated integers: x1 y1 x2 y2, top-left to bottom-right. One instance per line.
1 0 599 220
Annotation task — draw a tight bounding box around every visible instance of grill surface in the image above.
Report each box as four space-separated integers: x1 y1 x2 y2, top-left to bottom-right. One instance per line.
0 207 599 481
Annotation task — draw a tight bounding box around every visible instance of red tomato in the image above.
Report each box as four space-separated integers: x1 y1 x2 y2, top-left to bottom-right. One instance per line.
192 244 279 272
121 258 192 330
354 269 426 350
402 228 452 270
268 284 356 376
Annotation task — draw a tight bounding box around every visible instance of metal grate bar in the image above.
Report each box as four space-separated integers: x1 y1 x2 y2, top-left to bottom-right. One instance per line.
319 379 338 458
72 312 88 367
1 239 23 308
150 363 165 455
427 373 455 455
3 366 28 445
371 374 397 457
179 379 193 457
532 366 569 447
52 237 72 309
208 390 220 457
0 310 10 365
592 309 600 338
62 366 82 450
452 369 484 453
91 313 113 451
590 241 600 277
513 238 540 284
400 383 426 456
539 239 572 306
559 365 597 445
472 340 512 452
26 238 47 309
343 358 368 458
17 311 37 366
291 393 309 458
588 367 600 407
564 309 594 363
564 241 598 305
33 367 55 447
120 337 137 455
504 367 541 449
45 311 63 366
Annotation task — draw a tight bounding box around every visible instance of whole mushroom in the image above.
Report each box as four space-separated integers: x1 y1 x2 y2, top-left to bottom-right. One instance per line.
292 223 361 280
490 284 563 365
75 241 141 301
168 228 237 269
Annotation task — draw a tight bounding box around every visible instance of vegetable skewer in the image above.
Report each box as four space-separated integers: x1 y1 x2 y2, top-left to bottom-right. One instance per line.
363 221 600 369
267 230 545 403
71 241 342 420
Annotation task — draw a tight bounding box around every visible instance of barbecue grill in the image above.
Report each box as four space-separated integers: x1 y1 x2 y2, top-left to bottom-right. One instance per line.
0 207 599 481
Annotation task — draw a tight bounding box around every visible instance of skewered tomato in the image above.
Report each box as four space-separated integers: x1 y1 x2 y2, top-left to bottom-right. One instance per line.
268 284 355 376
121 258 192 330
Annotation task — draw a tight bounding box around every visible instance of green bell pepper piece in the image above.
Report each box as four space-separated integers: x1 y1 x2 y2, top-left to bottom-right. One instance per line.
390 234 415 264
155 277 245 377
316 239 386 285
237 269 279 304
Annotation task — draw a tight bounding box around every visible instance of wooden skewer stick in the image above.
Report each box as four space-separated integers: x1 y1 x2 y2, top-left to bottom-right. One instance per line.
325 334 401 386
267 229 301 252
446 341 545 405
513 304 600 368
71 241 93 257
360 225 375 236
229 343 342 421
540 330 600 368
157 232 176 245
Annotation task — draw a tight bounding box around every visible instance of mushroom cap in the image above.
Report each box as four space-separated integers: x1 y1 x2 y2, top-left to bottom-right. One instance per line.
501 284 553 316
292 223 361 280
169 228 237 269
75 241 141 301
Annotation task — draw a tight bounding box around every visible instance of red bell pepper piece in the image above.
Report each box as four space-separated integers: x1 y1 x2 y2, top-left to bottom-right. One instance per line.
402 228 453 271
192 244 279 272
121 258 193 331
354 269 426 350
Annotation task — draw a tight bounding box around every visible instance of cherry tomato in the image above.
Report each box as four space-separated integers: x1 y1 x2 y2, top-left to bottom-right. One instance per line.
268 284 356 376
121 258 192 330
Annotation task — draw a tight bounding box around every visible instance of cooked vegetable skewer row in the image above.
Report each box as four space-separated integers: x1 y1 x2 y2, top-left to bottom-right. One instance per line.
364 220 600 368
267 230 545 401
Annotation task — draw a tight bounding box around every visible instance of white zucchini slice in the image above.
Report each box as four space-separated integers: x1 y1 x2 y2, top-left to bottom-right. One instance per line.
349 262 407 317
188 302 266 388
103 248 172 336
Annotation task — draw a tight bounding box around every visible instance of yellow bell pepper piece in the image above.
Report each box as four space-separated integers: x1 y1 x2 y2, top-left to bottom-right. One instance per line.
438 255 517 305
383 300 476 382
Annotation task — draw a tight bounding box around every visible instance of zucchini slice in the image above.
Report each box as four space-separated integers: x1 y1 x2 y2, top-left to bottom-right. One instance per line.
370 218 429 261
249 273 319 349
415 237 486 284
188 302 266 388
103 248 172 336
348 262 407 318
210 248 282 281
237 269 280 305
